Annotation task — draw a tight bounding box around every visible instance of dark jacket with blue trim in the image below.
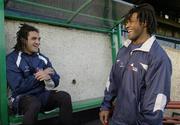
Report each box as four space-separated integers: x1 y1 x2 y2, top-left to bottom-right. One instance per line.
6 50 60 113
101 36 172 125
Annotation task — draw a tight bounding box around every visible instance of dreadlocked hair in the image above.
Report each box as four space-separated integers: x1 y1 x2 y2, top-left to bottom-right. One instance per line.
125 3 157 35
14 23 39 51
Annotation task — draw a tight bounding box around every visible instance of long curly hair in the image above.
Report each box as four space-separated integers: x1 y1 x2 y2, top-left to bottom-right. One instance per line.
14 24 39 51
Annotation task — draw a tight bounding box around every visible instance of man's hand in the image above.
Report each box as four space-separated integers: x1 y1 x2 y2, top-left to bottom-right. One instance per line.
34 70 51 81
99 110 110 125
44 67 54 75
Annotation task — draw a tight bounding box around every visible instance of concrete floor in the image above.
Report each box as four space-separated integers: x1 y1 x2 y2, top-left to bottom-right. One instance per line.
84 120 101 125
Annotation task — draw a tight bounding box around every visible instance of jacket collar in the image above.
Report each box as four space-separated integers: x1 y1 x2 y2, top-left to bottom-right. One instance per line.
123 35 156 52
21 51 38 57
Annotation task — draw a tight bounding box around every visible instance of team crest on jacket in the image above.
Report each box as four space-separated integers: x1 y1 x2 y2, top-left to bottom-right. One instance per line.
117 59 125 68
24 66 30 72
128 63 138 72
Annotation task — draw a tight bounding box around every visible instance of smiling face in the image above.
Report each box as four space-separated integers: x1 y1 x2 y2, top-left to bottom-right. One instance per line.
24 31 41 54
125 12 146 42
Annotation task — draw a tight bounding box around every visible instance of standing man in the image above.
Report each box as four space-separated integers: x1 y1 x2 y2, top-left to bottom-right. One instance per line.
7 24 73 125
99 3 172 125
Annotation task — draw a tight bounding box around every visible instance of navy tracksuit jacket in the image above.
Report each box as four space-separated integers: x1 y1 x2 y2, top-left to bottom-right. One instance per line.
101 36 172 125
6 51 60 112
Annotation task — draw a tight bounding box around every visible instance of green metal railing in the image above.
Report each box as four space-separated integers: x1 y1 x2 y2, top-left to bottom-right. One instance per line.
110 25 123 64
117 24 122 49
110 29 117 63
0 0 8 125
67 0 92 23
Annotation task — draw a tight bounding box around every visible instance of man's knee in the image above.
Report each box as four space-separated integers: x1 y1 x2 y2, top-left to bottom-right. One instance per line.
20 96 41 113
29 100 41 111
56 91 72 104
60 91 71 99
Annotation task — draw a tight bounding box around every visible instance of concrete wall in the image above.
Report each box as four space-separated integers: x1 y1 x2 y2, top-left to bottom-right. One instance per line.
163 47 180 101
162 47 180 116
5 20 112 102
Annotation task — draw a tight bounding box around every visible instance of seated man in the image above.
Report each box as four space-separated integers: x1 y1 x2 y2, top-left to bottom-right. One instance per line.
6 24 73 125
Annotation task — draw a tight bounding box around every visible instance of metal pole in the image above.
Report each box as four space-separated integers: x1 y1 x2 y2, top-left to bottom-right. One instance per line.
117 24 122 49
0 0 9 124
110 29 116 63
67 0 92 23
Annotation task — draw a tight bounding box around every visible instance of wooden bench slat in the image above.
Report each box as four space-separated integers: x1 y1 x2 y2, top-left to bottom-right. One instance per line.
164 116 180 120
163 100 180 124
166 104 180 109
167 101 180 105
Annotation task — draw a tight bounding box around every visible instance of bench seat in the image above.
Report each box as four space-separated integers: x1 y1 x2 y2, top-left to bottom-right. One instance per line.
9 97 103 125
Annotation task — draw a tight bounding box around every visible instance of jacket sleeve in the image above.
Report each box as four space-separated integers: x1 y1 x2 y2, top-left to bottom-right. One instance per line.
46 58 60 87
6 56 39 95
138 57 172 125
101 64 118 111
